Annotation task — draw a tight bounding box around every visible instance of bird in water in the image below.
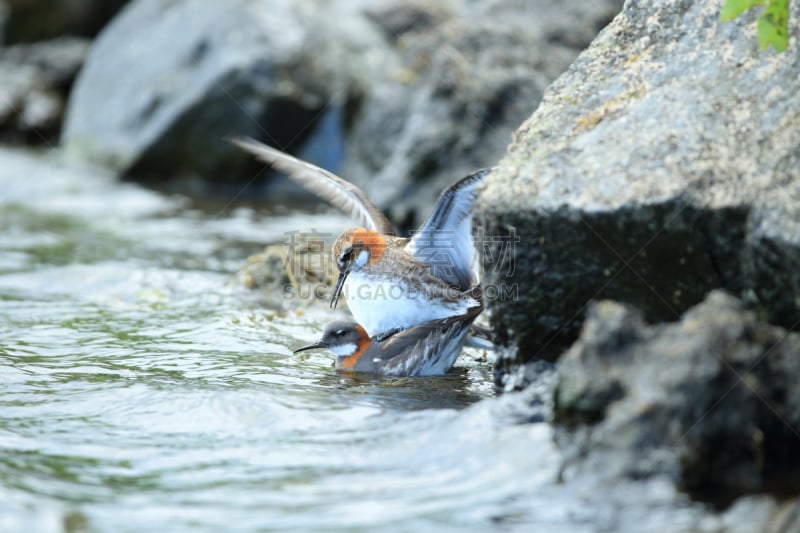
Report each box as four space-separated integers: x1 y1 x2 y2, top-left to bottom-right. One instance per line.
293 303 483 377
232 137 493 341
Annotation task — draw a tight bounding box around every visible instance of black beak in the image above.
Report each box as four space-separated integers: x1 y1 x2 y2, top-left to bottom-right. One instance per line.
293 341 327 354
330 269 348 309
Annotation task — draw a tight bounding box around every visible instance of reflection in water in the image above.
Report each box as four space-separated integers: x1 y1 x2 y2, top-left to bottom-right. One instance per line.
0 149 577 532
311 367 494 412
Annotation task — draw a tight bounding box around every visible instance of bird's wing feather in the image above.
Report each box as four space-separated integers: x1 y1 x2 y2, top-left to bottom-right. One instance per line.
404 168 494 290
231 137 394 234
377 303 483 374
378 302 483 355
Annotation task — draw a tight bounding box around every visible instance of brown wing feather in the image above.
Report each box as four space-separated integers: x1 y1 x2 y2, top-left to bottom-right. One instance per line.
230 137 394 235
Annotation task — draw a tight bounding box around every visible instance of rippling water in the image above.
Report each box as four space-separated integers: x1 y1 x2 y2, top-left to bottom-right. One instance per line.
0 148 579 532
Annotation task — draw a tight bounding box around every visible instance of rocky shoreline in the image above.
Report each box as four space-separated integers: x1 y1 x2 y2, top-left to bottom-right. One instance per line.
554 292 800 522
477 1 800 388
474 0 800 528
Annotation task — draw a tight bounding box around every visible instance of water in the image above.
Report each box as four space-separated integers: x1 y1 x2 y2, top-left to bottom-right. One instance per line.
0 148 580 532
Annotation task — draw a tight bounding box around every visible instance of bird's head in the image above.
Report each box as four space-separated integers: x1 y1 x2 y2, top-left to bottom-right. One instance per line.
329 228 387 308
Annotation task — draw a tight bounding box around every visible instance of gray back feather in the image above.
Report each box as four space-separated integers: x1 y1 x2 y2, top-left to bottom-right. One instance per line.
405 168 494 290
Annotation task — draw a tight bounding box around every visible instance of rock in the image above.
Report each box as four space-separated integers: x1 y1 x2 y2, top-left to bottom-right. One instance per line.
548 478 800 533
490 359 557 423
62 0 621 219
340 0 623 230
475 0 800 385
62 0 367 188
237 235 339 308
0 37 90 144
1 0 129 44
553 291 800 507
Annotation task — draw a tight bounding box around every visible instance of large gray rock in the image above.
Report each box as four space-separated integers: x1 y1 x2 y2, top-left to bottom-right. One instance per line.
62 0 621 217
340 0 622 229
475 0 800 385
553 291 800 514
0 37 90 143
62 0 367 186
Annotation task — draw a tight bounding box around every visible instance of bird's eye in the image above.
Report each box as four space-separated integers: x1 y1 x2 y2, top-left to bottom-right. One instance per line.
335 329 344 336
340 249 353 263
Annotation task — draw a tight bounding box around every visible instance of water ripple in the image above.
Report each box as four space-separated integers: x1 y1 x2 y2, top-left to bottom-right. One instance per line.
0 151 576 531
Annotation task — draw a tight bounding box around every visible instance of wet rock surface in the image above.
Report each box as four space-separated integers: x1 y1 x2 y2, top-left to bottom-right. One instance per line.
475 0 800 382
554 292 800 505
543 291 800 531
237 237 339 308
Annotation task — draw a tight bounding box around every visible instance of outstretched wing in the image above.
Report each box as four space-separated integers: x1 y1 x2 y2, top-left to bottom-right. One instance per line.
404 168 494 290
231 137 394 235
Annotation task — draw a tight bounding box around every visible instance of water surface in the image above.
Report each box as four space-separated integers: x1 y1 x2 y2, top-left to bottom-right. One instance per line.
0 148 579 532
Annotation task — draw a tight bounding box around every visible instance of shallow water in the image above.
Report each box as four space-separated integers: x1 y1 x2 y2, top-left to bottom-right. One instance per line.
0 148 582 532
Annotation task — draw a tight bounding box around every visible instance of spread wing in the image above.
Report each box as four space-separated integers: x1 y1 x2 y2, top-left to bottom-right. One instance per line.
231 137 394 235
404 168 494 290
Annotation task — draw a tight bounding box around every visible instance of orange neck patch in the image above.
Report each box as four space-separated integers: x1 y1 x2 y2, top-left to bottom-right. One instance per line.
352 228 386 265
340 325 370 370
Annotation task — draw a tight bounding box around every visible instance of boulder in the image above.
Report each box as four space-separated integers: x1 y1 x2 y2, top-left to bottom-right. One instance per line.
553 291 800 511
62 0 368 189
0 37 90 144
62 0 622 219
340 0 623 229
1 0 129 44
475 0 800 386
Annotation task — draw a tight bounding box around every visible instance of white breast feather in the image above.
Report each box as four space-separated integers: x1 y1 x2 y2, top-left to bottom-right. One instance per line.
329 343 357 357
343 273 476 337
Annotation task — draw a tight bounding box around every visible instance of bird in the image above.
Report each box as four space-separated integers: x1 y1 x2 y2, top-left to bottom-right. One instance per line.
232 137 493 339
293 303 483 376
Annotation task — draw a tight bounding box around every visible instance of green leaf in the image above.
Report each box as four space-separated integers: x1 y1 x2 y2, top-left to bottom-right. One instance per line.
720 0 767 22
757 0 789 51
